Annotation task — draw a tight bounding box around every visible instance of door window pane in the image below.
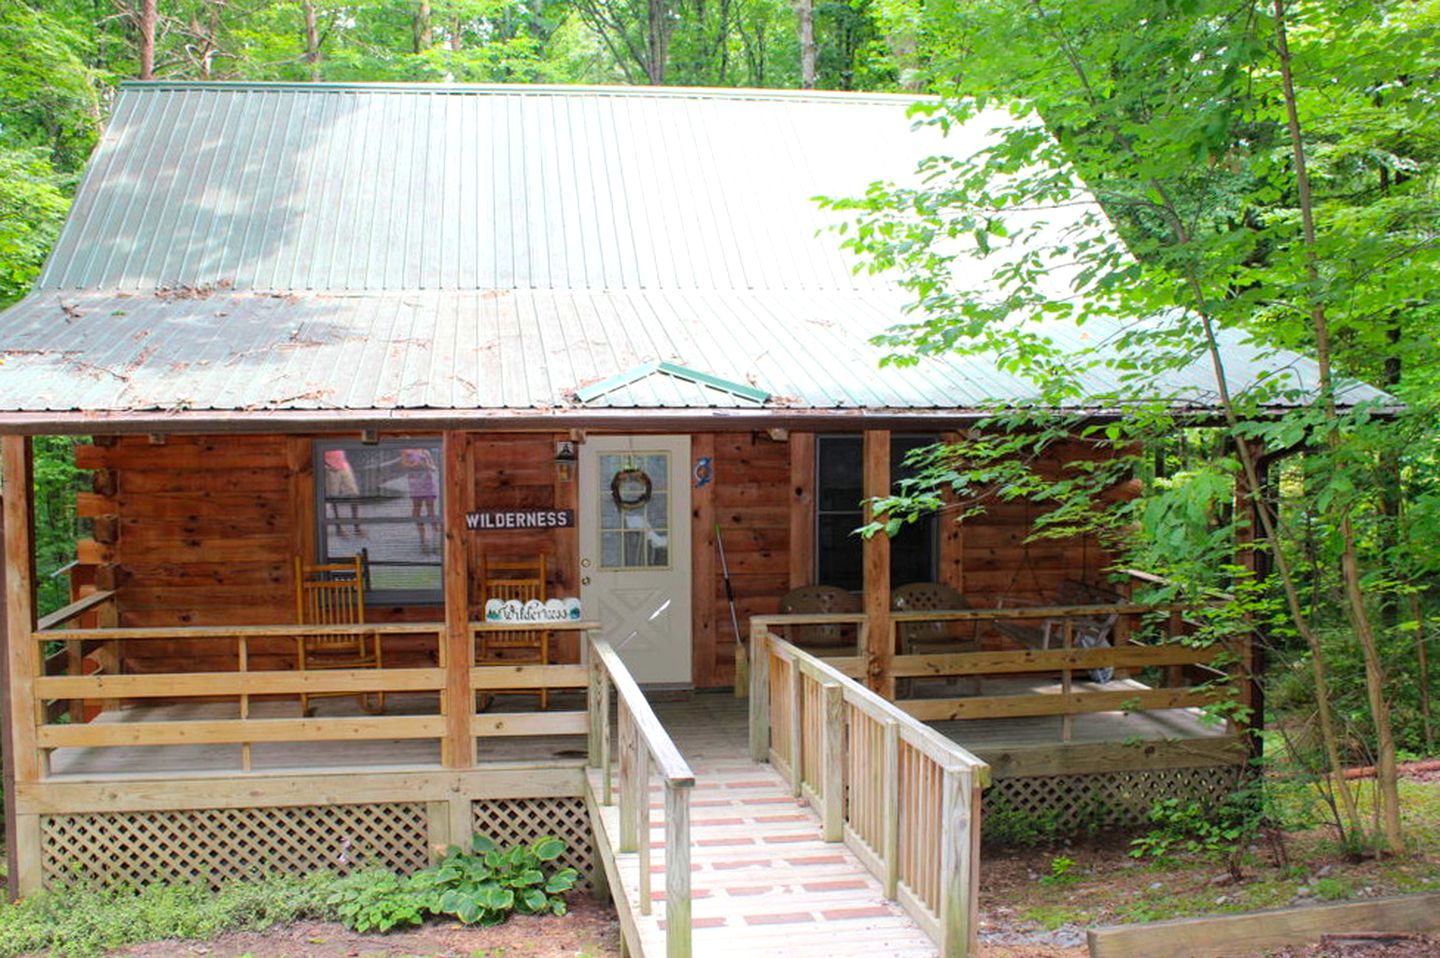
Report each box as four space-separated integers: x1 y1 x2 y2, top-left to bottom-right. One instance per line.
598 451 671 569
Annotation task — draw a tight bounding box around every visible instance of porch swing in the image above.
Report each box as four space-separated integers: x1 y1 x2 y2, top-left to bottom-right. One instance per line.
990 500 1118 684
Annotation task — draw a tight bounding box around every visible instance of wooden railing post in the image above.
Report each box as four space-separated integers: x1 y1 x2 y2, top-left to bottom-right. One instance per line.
789 660 804 797
587 646 603 767
748 622 769 762
1166 607 1185 688
636 743 652 915
1061 618 1074 742
937 766 977 957
821 680 844 842
881 717 900 898
618 706 638 853
664 780 693 958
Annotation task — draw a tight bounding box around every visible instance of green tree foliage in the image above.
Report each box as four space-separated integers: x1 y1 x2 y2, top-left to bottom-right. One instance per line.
824 0 1439 849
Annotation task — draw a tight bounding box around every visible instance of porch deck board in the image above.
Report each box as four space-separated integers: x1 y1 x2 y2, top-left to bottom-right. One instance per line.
601 695 939 958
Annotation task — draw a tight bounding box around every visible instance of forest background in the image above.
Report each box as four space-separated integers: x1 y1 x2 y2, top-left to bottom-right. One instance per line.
1 0 1438 853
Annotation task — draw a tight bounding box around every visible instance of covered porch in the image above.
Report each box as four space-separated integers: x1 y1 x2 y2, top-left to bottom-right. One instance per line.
3 425 1257 942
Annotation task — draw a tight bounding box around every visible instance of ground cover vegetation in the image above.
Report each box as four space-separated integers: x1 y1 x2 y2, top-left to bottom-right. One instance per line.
0 834 579 956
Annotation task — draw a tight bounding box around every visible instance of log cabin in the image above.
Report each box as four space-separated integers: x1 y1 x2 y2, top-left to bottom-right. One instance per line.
0 83 1384 955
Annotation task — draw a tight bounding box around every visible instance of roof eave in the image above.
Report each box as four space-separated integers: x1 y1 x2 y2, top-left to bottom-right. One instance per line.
0 402 1400 438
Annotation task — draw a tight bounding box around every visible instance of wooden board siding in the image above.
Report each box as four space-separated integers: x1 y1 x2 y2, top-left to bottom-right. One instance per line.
701 433 792 688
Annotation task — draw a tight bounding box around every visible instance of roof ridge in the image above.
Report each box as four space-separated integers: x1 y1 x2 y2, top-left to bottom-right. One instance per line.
116 80 936 106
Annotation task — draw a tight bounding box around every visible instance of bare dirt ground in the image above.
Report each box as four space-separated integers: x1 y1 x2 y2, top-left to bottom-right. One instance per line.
972 762 1440 958
108 898 621 958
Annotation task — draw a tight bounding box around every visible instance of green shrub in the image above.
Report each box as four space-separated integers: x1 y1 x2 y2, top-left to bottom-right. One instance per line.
420 834 578 924
325 869 428 932
1130 786 1263 877
0 834 577 956
983 793 1064 848
326 834 579 931
1039 855 1078 886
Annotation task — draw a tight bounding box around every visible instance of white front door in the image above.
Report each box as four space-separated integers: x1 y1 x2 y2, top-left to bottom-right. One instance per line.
579 435 692 687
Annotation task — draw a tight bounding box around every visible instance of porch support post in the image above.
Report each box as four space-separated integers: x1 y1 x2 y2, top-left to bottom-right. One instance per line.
691 433 716 688
3 436 41 896
0 468 15 899
862 430 893 699
442 430 474 769
788 432 815 589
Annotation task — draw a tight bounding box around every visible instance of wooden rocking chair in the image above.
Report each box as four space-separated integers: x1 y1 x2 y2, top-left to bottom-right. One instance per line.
476 555 551 709
294 553 383 716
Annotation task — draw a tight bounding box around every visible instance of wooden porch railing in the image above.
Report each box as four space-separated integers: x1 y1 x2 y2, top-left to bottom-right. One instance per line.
886 603 1249 740
754 603 1249 742
587 636 694 958
34 622 448 773
749 621 990 958
29 620 599 775
37 589 118 724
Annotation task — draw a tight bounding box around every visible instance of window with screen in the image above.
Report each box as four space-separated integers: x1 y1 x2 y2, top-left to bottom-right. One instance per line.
315 439 443 604
815 434 937 592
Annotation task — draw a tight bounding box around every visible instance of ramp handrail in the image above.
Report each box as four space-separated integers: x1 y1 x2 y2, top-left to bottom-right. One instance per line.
749 619 989 958
587 637 694 958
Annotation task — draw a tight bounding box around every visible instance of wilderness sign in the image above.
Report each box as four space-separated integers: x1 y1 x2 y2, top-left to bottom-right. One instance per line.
466 509 575 531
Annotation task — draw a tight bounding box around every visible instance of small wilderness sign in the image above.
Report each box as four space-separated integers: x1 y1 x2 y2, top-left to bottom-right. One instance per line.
466 509 575 531
485 597 583 623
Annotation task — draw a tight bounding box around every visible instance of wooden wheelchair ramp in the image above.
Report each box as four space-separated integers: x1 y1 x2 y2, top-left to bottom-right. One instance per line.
589 696 938 957
584 631 987 958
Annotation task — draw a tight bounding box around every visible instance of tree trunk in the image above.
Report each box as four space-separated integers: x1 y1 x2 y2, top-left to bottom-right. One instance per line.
647 0 670 84
796 0 816 88
1272 0 1402 854
303 0 321 80
136 0 158 79
450 16 462 51
414 0 433 53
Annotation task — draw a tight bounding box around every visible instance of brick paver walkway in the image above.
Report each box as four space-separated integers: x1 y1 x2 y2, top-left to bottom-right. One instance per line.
610 695 937 956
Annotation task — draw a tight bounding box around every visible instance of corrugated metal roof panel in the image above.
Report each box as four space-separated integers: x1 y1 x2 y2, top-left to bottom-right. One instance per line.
39 83 954 294
0 289 1384 414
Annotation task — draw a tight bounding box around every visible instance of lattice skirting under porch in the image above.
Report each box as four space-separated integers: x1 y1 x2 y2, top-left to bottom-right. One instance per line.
472 796 596 892
984 764 1246 833
40 802 431 889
